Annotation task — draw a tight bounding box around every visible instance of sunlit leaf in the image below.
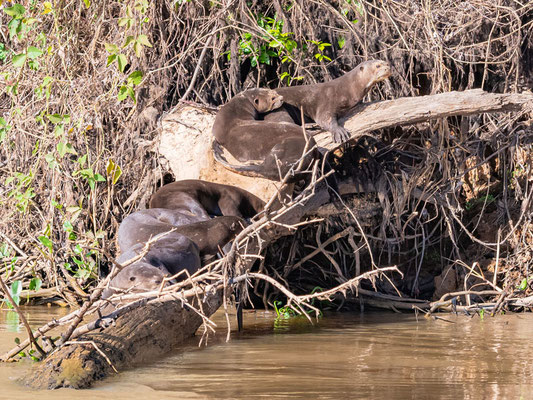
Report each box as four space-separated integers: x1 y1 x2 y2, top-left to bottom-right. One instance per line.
28 278 42 292
27 46 43 59
117 53 127 72
12 53 26 68
136 34 152 47
128 70 143 85
3 4 26 17
38 236 53 251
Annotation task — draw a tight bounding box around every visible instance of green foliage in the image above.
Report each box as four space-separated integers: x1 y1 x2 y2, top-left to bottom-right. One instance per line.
273 300 297 320
4 171 36 213
233 13 337 84
4 280 22 309
465 194 496 211
518 278 528 291
0 117 11 143
310 40 332 62
341 0 363 24
105 0 151 103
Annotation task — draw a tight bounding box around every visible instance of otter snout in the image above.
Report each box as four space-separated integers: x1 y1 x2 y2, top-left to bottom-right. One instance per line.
271 93 284 111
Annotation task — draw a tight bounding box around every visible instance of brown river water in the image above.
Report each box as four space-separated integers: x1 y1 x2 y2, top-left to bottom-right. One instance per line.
0 307 532 399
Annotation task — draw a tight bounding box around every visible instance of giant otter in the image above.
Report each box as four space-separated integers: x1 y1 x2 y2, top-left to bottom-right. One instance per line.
117 233 202 276
264 60 392 143
117 210 245 260
212 89 327 182
149 179 265 220
117 208 209 244
101 262 168 300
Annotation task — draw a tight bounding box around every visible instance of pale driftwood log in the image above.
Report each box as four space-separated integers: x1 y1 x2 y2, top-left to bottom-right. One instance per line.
316 89 533 149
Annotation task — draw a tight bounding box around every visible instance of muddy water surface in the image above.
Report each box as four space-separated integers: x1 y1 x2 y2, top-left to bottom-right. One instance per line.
0 307 532 399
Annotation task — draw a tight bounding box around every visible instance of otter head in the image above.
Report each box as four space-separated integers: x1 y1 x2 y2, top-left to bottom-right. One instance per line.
116 263 166 293
357 60 392 90
252 89 284 113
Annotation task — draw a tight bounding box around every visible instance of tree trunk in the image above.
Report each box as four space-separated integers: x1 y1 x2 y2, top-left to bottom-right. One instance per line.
22 291 222 389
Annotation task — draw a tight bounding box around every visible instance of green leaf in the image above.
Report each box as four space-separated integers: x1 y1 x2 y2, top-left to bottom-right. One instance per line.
104 43 119 54
337 36 346 49
117 86 128 101
11 281 22 297
106 54 116 67
128 70 143 85
519 278 528 291
77 154 87 167
46 113 63 124
133 42 142 57
62 220 73 232
28 278 42 292
3 4 26 18
44 152 58 169
94 173 106 182
136 34 152 47
126 86 136 103
27 46 43 59
56 142 77 158
123 35 135 48
12 53 27 68
117 53 127 72
83 0 91 8
38 236 53 251
8 19 21 39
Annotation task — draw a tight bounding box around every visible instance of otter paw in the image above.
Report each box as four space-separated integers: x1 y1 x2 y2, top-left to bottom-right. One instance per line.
333 128 350 143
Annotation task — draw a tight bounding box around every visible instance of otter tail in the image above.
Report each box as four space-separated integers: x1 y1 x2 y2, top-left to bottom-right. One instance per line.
211 140 267 178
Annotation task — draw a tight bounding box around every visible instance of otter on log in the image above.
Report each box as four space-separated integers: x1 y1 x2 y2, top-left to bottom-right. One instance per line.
149 179 265 220
264 60 392 143
101 263 167 300
212 89 325 181
117 209 245 261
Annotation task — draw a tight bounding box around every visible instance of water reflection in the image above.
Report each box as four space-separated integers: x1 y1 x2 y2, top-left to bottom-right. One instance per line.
0 308 532 399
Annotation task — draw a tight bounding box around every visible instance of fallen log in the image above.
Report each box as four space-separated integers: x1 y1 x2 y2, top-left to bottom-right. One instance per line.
318 89 533 149
22 289 223 389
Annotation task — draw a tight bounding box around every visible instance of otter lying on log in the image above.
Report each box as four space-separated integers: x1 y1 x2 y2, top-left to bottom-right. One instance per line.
264 60 392 143
212 88 324 181
118 208 245 261
149 179 265 220
101 263 167 300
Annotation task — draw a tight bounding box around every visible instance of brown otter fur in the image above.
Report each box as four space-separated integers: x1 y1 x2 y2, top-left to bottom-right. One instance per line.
149 179 265 219
264 60 392 143
102 263 167 300
117 211 245 260
212 88 283 143
213 89 322 181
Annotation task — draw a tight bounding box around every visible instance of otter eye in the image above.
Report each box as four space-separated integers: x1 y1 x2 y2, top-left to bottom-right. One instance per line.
155 280 162 285
360 66 365 71
254 98 259 104
130 276 136 281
